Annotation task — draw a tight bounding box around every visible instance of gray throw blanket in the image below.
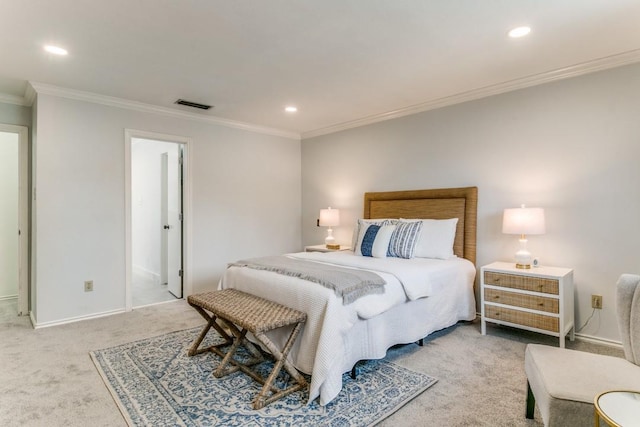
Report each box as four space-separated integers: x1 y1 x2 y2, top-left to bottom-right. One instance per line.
229 256 386 304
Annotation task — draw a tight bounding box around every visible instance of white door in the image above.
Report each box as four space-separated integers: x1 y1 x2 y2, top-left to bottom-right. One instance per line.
163 150 182 298
0 126 28 315
0 132 19 301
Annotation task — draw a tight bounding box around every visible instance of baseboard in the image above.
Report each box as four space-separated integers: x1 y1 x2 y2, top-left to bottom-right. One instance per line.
574 333 623 349
133 264 161 285
32 308 126 329
476 312 623 349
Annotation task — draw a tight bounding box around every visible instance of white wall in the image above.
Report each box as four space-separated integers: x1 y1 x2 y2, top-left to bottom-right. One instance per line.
32 93 301 325
0 132 19 299
301 62 640 344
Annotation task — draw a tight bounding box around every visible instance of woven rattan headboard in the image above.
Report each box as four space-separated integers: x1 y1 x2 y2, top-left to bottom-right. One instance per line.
363 187 478 265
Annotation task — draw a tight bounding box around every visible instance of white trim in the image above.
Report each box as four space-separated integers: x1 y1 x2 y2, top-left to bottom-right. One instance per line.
15 49 640 141
131 299 181 310
574 332 623 349
124 129 193 311
23 84 36 106
0 93 29 106
302 48 640 139
182 138 193 300
0 124 29 316
477 312 624 349
125 133 133 311
32 308 126 329
27 82 300 141
132 264 161 285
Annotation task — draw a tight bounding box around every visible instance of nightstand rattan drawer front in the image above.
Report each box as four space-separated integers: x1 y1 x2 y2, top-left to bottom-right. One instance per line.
484 288 559 314
484 271 559 295
484 305 559 332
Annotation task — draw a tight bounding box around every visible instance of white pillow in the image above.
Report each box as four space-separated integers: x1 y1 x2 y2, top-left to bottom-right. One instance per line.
402 218 459 259
351 218 397 252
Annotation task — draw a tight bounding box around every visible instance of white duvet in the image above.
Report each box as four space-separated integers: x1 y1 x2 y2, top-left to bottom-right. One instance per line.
218 251 476 405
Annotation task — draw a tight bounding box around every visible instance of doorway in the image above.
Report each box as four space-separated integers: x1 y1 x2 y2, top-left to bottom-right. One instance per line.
0 124 29 318
125 130 191 310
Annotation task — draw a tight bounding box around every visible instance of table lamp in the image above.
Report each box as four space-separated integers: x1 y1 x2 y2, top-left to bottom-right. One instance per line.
319 207 340 249
502 205 545 269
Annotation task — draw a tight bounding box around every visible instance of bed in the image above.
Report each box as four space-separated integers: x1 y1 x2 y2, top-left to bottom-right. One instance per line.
219 187 478 405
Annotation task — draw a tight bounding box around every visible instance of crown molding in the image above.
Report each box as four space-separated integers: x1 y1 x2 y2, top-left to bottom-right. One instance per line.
302 48 640 139
23 83 37 106
26 82 300 140
0 92 29 106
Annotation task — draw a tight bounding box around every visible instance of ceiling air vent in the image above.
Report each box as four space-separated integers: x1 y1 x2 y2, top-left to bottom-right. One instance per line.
174 99 212 110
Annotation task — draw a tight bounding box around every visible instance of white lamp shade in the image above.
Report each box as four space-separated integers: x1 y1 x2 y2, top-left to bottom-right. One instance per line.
502 207 545 235
319 208 340 227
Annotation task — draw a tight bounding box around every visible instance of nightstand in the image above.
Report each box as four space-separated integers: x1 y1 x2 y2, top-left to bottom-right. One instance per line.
481 261 574 348
304 245 352 253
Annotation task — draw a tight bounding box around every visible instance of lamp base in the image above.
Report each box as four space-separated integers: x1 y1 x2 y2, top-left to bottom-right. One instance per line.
325 244 341 250
514 237 533 270
325 228 336 249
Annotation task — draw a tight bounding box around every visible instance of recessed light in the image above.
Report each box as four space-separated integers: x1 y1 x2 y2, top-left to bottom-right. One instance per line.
285 106 298 113
508 26 531 38
44 45 68 55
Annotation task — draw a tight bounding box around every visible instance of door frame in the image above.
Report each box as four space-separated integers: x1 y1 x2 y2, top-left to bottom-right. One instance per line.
124 129 192 311
0 124 29 315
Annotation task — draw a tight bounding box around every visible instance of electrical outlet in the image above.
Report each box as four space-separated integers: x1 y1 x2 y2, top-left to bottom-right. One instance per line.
591 294 602 309
84 280 94 292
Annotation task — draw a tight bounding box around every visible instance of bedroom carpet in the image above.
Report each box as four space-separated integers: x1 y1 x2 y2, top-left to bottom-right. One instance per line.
0 298 624 426
90 327 437 426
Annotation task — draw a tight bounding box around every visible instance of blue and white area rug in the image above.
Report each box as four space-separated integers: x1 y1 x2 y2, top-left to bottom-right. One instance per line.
90 327 437 426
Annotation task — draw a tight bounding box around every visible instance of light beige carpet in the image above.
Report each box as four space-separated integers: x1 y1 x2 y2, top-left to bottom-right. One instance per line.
0 298 623 426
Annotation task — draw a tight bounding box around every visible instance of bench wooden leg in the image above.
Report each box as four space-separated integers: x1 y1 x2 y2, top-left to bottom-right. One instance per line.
218 318 264 362
187 304 233 356
188 316 263 379
215 327 250 377
252 323 307 409
187 294 308 410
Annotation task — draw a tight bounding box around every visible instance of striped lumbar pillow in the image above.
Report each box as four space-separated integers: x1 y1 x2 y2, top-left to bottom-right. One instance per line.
388 220 423 259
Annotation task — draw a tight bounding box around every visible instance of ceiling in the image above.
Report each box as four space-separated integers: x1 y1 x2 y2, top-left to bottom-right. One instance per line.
2 1 640 138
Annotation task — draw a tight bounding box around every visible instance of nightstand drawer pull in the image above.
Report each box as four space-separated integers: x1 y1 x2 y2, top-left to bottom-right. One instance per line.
485 306 559 332
484 289 559 313
484 271 559 295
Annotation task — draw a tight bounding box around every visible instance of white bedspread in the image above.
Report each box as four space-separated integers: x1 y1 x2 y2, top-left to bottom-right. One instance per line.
218 251 476 405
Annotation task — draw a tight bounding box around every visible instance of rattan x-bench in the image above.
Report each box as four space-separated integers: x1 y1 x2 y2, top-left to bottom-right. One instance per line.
187 288 307 409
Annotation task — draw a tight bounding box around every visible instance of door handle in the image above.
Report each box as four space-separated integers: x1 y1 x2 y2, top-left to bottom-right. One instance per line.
163 225 170 230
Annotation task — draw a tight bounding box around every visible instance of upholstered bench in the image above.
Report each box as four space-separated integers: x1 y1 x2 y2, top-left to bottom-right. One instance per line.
525 274 640 426
187 289 308 409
